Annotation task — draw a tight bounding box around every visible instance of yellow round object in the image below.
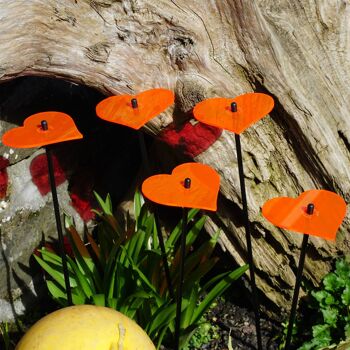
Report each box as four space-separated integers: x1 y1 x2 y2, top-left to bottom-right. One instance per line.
16 305 156 350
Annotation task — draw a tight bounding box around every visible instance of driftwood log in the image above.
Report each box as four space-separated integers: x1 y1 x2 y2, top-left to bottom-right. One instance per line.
0 0 349 319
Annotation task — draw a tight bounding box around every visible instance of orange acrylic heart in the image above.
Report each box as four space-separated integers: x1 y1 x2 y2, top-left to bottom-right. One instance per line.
262 190 347 240
96 88 174 130
193 92 274 134
141 163 220 211
2 112 83 148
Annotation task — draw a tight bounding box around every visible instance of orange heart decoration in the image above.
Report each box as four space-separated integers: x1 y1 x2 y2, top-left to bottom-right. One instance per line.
262 190 347 240
2 112 83 148
193 92 274 134
96 88 174 130
141 163 220 211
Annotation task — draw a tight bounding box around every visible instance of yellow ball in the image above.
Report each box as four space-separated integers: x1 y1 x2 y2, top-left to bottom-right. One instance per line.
16 305 156 350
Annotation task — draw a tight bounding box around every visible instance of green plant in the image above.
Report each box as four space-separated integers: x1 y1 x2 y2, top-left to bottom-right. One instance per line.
34 191 248 348
183 315 219 350
277 320 298 350
0 322 11 350
298 257 350 350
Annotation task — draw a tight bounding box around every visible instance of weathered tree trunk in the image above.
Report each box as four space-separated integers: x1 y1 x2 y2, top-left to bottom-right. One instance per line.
0 0 349 317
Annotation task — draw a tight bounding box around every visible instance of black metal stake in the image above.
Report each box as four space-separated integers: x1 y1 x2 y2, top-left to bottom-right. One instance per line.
42 120 72 305
135 100 174 298
174 178 191 350
284 204 314 350
235 133 262 350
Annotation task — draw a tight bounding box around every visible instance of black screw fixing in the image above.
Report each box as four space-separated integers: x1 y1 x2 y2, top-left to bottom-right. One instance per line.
184 178 191 189
41 120 48 131
131 98 138 109
306 203 314 215
231 102 237 112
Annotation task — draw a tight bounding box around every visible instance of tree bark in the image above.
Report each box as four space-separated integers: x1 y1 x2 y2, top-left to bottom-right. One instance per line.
0 0 349 314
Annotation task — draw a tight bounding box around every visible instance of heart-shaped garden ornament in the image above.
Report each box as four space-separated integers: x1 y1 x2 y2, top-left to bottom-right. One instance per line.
142 163 220 211
193 92 274 134
96 88 174 130
2 112 83 149
262 190 347 240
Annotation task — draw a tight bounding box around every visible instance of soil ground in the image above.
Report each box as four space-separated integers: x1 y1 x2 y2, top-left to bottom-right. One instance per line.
205 297 281 349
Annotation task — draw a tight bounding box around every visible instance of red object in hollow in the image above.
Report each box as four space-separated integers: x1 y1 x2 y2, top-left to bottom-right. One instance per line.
30 153 66 196
70 192 95 222
159 121 222 158
0 157 9 198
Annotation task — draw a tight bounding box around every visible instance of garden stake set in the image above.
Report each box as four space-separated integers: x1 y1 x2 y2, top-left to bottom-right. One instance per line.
2 88 348 350
193 92 274 350
142 162 220 350
262 189 347 350
96 88 176 298
2 111 84 305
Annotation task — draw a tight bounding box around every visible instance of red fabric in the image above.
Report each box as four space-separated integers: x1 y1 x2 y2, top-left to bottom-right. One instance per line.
69 173 95 222
159 121 222 158
70 192 95 222
0 157 9 198
30 153 66 195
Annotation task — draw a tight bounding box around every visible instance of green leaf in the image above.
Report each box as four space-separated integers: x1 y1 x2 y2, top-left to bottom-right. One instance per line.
345 320 350 337
311 324 332 347
192 264 248 325
312 290 336 307
323 273 343 292
321 307 338 327
46 280 67 300
34 254 66 289
335 259 350 281
185 216 207 248
134 190 143 225
40 248 63 266
107 298 117 309
94 191 113 216
72 291 87 305
66 256 94 298
183 258 218 292
148 301 188 336
341 284 350 306
66 230 100 294
181 286 199 329
166 209 199 250
202 271 231 292
92 294 106 306
228 331 234 350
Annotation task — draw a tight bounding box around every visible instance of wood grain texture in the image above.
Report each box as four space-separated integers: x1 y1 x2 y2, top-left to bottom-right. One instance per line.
0 0 349 313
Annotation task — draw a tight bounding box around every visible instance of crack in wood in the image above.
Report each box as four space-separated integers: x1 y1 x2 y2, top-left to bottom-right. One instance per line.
53 7 77 26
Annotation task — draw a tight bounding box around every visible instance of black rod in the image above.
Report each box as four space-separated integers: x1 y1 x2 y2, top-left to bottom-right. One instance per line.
284 204 314 350
138 132 174 298
45 145 72 305
174 206 189 350
235 133 262 350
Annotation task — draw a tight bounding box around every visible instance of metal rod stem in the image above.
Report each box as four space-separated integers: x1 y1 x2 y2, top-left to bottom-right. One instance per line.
174 208 188 350
138 133 174 298
45 146 72 305
235 133 262 350
284 234 309 350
